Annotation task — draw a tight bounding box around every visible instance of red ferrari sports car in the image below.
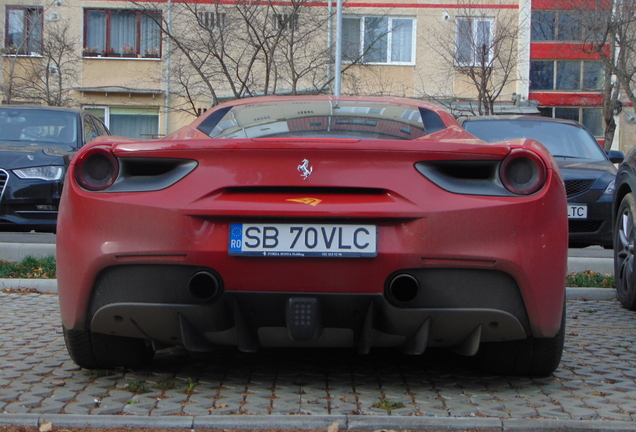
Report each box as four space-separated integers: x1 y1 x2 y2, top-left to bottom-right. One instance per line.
57 96 568 376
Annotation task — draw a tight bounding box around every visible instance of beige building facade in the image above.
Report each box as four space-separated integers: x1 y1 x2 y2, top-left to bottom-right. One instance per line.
2 0 533 138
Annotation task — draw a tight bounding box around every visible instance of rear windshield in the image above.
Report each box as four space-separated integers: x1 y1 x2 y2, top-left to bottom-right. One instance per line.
197 100 446 140
464 119 607 161
0 108 79 147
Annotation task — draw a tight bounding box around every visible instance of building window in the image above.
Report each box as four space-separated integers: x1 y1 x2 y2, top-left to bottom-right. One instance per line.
531 10 594 42
343 16 415 65
541 107 604 136
198 11 226 29
530 60 604 91
557 11 582 41
531 10 555 41
84 107 160 140
455 17 493 66
84 9 161 58
583 61 605 90
556 61 580 90
5 6 43 54
272 13 299 31
529 60 554 90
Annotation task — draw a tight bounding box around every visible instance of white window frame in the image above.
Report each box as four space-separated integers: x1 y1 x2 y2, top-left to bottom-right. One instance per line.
272 13 299 31
83 106 160 140
455 17 494 67
343 15 416 66
198 11 226 30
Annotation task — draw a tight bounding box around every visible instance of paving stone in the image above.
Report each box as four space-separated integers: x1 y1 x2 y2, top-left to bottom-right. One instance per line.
3 294 636 422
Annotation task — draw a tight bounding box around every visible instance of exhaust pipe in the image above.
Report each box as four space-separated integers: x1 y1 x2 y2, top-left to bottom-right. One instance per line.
388 274 420 304
188 271 221 301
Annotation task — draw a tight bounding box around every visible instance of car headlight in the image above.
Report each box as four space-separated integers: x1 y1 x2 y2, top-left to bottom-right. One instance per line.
13 166 64 181
604 179 616 195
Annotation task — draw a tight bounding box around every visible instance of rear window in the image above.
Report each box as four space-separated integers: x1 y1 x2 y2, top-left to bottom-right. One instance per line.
464 119 607 161
197 100 446 140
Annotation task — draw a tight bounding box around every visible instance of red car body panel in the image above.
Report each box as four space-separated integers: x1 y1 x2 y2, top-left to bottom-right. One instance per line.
57 96 567 363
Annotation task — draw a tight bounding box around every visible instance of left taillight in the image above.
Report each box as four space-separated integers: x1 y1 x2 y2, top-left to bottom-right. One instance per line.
74 147 119 191
499 149 547 195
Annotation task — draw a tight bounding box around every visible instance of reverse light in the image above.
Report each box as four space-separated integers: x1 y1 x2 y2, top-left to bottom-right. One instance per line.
75 147 119 191
499 149 547 195
13 166 64 181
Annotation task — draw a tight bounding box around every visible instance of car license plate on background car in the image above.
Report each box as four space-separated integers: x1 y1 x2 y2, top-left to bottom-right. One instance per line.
228 223 377 257
568 204 587 219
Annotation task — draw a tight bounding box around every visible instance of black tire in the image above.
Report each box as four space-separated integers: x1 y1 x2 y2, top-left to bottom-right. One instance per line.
477 306 565 377
63 327 155 369
614 193 636 310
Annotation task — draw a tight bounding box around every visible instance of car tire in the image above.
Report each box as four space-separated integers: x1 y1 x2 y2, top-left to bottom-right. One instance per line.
476 306 565 377
614 193 636 310
63 328 155 369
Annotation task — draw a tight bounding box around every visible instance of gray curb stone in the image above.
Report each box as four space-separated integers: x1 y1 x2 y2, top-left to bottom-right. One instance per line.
5 414 636 431
0 242 55 262
0 278 57 293
347 416 503 430
568 257 613 274
565 287 616 300
502 418 636 431
194 415 348 429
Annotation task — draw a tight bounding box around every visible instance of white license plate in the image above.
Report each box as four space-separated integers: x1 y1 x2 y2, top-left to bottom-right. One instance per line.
568 204 587 219
228 223 377 257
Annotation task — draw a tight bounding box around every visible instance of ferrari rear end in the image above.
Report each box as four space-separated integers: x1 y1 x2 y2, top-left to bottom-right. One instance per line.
56 96 568 376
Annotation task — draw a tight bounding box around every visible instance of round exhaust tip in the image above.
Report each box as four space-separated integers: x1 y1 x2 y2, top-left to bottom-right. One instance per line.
188 271 221 301
388 274 420 304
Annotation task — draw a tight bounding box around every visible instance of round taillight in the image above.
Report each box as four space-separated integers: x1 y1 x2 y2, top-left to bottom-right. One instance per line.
499 149 547 195
74 147 119 191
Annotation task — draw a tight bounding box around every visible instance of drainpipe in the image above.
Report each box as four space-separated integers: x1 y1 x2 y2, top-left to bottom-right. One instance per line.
164 0 172 136
327 0 332 87
516 0 531 100
333 0 343 95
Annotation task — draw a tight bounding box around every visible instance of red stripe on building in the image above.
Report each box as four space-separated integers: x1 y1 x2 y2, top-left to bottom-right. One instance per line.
533 0 611 10
529 93 605 106
531 43 608 60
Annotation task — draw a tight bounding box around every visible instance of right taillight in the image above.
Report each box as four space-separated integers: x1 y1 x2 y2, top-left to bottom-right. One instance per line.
499 149 547 195
74 147 119 191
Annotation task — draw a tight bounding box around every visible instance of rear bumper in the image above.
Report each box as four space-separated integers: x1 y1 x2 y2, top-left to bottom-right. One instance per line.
87 265 530 354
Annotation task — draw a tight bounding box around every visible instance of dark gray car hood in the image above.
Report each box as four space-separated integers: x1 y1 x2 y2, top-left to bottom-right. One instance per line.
555 158 616 188
0 143 76 169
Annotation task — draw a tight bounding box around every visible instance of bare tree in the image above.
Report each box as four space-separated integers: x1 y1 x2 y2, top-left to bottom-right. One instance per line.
573 0 635 148
420 0 522 115
1 16 80 106
132 0 334 117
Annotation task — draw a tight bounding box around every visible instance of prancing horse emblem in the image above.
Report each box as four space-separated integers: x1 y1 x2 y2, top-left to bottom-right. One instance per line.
297 159 313 180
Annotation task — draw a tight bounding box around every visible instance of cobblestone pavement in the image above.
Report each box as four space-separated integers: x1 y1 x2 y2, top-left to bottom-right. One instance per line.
2 292 636 424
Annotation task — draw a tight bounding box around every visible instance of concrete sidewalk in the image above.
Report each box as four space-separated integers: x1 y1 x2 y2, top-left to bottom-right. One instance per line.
0 294 634 431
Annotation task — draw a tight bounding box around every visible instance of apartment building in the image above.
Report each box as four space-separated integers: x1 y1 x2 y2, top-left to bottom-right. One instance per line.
3 0 626 147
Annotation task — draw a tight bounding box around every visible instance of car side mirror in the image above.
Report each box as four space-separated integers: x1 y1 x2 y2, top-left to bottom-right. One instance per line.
607 150 625 163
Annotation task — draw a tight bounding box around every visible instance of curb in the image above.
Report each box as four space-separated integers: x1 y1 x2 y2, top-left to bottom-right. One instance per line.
0 278 57 293
0 242 55 262
565 287 616 300
3 413 636 431
567 257 614 274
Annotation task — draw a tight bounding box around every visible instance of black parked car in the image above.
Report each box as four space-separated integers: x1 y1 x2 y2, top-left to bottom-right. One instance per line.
612 148 636 309
0 106 110 232
460 115 624 248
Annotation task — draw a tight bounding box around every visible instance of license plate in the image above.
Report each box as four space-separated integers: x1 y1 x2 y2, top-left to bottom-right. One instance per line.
228 223 377 257
568 204 587 219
